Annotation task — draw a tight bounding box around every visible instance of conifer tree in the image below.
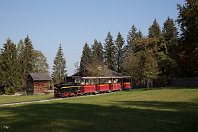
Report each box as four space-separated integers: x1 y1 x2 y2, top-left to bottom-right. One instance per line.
177 0 198 46
177 0 198 77
0 38 20 94
52 44 67 83
115 32 125 72
123 38 159 88
125 25 142 56
127 25 138 45
148 20 177 85
148 19 161 38
91 39 104 63
0 51 2 85
104 31 116 71
23 36 34 76
162 17 178 59
80 43 92 76
17 39 25 91
18 36 35 91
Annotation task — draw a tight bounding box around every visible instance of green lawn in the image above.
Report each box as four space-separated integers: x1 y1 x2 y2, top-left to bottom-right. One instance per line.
0 88 198 132
0 94 53 104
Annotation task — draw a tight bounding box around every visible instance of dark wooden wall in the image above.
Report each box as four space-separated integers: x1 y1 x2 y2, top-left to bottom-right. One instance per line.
33 81 50 94
27 77 34 93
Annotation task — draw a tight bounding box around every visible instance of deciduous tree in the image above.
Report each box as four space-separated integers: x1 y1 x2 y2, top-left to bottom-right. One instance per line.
32 50 49 73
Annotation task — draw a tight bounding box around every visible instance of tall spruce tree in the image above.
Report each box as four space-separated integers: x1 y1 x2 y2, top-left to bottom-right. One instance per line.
23 36 34 76
20 36 35 91
127 25 137 46
52 44 67 83
91 39 104 63
115 32 125 73
177 0 198 46
148 19 177 85
125 25 142 56
0 50 2 86
162 17 178 59
123 38 159 88
0 38 21 94
148 19 161 38
17 39 25 91
104 31 116 70
177 0 198 77
80 43 92 76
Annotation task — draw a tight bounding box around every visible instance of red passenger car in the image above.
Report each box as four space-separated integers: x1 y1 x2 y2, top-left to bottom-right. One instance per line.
110 77 122 91
80 84 97 94
122 76 131 90
81 77 98 94
54 76 132 98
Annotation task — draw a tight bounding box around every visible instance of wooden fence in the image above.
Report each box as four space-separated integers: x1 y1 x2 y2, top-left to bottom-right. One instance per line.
173 77 198 87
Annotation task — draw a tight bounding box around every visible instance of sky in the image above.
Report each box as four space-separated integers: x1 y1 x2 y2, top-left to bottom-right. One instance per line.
0 0 185 75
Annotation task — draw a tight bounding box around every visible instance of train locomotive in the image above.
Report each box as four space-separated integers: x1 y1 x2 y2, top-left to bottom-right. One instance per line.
54 76 131 98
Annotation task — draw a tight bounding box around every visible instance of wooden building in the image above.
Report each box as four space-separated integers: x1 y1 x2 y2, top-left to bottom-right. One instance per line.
27 73 52 94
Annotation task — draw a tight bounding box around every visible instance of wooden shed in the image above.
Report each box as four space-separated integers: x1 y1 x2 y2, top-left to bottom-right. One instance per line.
27 73 52 94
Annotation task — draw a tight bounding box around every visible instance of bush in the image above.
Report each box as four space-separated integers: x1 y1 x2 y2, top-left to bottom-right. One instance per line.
0 85 5 95
4 86 16 95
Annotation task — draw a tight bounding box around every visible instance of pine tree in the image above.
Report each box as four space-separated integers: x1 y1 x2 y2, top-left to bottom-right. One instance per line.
127 25 138 46
80 43 92 76
52 44 67 83
123 39 159 88
0 51 2 85
91 39 104 63
162 17 178 59
18 36 35 91
177 0 198 46
23 36 34 76
148 19 161 38
115 32 125 72
125 25 142 56
0 38 21 94
32 50 49 73
177 0 198 77
104 31 116 70
17 39 25 91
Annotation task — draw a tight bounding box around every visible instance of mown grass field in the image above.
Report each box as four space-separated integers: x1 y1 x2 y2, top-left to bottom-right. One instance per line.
0 94 53 104
0 88 198 132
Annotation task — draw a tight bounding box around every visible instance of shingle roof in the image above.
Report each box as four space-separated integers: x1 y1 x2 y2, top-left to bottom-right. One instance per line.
110 70 123 76
29 73 52 81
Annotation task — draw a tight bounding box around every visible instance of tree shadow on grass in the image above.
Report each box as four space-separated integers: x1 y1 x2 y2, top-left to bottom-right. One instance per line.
116 101 198 112
0 101 198 132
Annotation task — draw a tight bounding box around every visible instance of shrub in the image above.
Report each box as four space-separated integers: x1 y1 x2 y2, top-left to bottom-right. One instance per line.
0 85 5 95
4 86 16 95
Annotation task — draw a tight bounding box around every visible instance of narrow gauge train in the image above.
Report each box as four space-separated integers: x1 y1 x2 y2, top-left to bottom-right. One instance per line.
54 76 131 98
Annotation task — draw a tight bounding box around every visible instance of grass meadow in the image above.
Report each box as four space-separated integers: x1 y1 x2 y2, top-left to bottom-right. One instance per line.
0 94 53 104
0 88 198 132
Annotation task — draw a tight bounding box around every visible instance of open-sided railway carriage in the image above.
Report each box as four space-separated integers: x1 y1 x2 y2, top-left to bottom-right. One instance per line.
54 76 131 98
